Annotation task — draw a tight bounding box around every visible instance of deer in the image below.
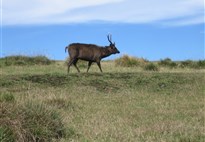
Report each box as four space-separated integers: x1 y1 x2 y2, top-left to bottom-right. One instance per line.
65 34 120 73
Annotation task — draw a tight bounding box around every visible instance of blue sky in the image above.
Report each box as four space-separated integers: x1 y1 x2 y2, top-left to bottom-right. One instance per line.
1 0 204 61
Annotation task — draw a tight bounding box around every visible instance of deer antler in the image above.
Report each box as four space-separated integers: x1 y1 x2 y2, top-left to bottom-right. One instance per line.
107 34 113 44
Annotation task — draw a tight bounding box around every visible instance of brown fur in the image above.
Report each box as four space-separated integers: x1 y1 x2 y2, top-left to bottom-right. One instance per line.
65 35 120 73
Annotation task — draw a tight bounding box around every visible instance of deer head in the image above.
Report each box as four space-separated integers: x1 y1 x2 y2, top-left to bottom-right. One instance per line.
107 34 120 54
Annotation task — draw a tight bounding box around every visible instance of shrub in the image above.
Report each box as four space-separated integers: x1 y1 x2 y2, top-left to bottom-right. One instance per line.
159 58 172 65
178 60 205 69
179 60 195 68
168 62 178 68
158 58 177 68
144 63 159 71
115 55 148 67
196 60 205 68
0 55 54 67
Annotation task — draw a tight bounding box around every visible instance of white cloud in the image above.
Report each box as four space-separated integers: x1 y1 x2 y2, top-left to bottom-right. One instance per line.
2 0 204 26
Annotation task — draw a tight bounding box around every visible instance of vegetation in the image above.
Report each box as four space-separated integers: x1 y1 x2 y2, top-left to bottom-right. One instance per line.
115 56 205 70
144 63 159 71
0 94 67 142
197 60 205 68
115 55 148 67
0 55 54 67
0 55 204 142
179 60 205 69
158 58 178 68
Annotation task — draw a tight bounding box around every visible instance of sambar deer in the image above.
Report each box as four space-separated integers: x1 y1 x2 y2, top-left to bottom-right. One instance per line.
65 34 120 73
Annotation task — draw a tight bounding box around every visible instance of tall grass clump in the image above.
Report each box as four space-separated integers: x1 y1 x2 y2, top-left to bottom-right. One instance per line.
115 55 148 67
0 100 67 142
0 55 54 67
158 58 177 68
144 63 159 71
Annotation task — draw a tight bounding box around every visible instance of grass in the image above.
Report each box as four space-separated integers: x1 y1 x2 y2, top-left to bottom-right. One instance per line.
144 63 159 71
0 55 54 67
0 56 205 142
115 55 148 67
0 99 67 142
115 56 205 70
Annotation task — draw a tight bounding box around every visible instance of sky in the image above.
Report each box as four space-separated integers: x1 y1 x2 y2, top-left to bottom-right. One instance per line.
1 0 204 61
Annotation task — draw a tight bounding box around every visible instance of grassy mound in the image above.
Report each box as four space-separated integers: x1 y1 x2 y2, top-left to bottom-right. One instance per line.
0 55 54 67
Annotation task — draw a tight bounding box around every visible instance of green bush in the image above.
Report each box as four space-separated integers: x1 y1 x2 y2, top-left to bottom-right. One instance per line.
197 60 205 68
144 63 159 71
179 60 195 68
158 58 177 68
115 55 148 67
0 55 54 67
178 60 205 69
158 58 205 69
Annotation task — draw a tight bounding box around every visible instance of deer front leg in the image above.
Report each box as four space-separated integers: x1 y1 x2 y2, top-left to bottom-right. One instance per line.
96 60 103 72
73 59 80 73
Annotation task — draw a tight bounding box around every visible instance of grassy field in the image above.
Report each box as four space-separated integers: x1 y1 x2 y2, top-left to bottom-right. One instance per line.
0 58 205 142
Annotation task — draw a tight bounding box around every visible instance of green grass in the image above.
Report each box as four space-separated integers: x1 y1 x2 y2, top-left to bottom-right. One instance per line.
0 55 54 67
0 99 68 142
144 63 159 71
0 57 204 142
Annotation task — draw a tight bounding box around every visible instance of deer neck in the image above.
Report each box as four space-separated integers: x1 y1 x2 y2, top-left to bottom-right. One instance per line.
101 47 112 59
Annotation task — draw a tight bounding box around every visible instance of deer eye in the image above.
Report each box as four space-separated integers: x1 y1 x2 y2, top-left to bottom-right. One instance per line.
110 46 114 49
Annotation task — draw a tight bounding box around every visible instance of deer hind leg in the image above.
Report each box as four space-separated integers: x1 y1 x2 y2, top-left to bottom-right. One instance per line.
73 59 80 73
67 58 75 73
87 61 93 72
